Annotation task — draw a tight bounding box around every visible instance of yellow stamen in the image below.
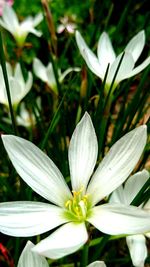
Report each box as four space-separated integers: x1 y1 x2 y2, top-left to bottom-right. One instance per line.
65 187 89 221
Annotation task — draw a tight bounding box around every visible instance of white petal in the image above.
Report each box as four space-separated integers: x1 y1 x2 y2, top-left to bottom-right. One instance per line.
6 62 13 77
33 58 48 83
0 66 5 87
59 67 80 83
109 185 125 204
16 103 36 127
75 31 103 78
144 199 150 210
126 235 147 267
125 30 145 63
145 232 150 238
124 170 150 205
0 87 7 105
14 63 25 87
17 241 49 267
9 78 24 105
2 5 19 34
25 71 33 92
8 74 32 106
13 64 32 99
83 48 104 78
0 66 8 105
69 112 98 192
29 28 42 37
87 261 106 267
19 18 32 33
110 170 149 206
66 23 76 33
124 56 150 79
87 125 147 206
97 32 116 72
88 203 150 235
2 135 72 207
57 25 65 34
106 52 135 85
46 62 56 88
32 222 88 259
0 18 9 32
32 13 43 27
0 201 67 237
75 30 94 60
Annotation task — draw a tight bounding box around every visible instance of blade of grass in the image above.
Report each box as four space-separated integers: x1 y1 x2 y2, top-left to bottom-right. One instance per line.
93 64 110 155
114 0 133 42
98 52 125 155
111 80 132 144
90 234 110 262
0 32 17 135
40 92 67 150
133 92 149 128
123 65 150 133
112 65 150 143
131 176 150 206
81 242 89 267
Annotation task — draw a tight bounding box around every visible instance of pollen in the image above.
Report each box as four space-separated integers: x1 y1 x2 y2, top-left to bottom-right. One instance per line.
65 187 89 222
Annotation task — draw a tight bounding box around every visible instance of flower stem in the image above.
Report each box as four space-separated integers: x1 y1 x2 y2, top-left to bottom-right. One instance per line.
81 242 89 267
41 0 57 56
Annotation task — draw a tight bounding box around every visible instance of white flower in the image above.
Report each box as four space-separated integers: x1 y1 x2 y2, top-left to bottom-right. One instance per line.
0 5 43 47
0 113 150 259
18 241 105 267
0 62 33 107
3 101 40 127
110 170 150 267
57 16 77 34
16 102 37 127
75 30 150 92
33 57 80 94
17 241 49 267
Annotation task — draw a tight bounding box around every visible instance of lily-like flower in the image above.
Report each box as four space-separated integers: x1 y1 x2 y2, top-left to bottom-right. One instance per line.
110 170 150 267
3 99 41 126
0 0 13 16
15 102 37 127
0 113 150 259
33 57 80 95
0 62 33 107
18 241 105 267
0 5 43 47
57 15 77 34
17 241 49 267
75 30 150 92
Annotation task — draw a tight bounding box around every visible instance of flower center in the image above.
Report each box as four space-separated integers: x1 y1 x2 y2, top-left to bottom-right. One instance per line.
65 187 89 222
